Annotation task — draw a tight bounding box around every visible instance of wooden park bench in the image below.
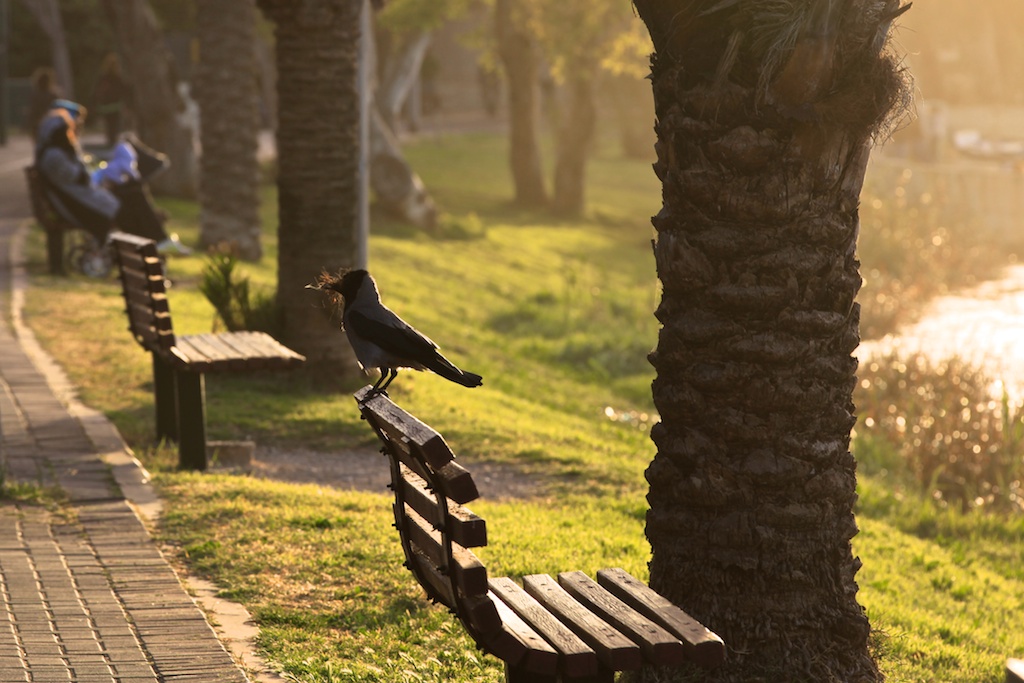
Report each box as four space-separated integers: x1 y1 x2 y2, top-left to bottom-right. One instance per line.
110 231 305 470
355 386 726 682
24 165 77 275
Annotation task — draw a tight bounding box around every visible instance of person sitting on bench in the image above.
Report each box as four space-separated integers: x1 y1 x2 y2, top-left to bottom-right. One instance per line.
34 100 191 256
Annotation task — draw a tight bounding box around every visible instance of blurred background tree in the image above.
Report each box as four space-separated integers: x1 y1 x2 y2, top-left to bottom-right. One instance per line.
194 0 263 260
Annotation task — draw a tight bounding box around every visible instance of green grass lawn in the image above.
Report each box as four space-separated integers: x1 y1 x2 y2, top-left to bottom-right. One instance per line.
19 131 1024 682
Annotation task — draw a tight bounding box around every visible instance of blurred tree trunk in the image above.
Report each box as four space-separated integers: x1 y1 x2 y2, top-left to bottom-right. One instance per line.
102 0 197 198
377 29 430 134
16 0 73 99
608 73 655 160
495 0 547 208
635 0 910 679
194 0 262 261
257 0 363 378
551 71 596 216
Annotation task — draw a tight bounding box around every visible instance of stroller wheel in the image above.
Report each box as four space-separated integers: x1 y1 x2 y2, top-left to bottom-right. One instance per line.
68 234 114 278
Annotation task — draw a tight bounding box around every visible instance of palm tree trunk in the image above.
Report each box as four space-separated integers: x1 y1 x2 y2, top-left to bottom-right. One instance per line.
257 0 363 377
635 0 910 679
194 0 262 261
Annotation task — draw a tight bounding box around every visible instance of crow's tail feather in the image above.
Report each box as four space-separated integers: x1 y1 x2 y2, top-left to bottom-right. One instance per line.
425 354 483 388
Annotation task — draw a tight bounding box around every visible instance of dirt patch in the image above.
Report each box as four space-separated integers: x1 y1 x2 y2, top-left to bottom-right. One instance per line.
248 446 543 501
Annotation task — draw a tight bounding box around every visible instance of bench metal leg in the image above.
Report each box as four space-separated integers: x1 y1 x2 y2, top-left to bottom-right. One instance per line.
45 227 65 275
153 355 178 443
175 371 207 471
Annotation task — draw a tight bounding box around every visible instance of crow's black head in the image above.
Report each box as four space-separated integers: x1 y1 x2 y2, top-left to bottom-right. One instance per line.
331 269 368 302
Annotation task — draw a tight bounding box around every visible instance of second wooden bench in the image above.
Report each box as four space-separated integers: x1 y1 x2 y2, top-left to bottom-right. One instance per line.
356 386 726 681
111 231 305 469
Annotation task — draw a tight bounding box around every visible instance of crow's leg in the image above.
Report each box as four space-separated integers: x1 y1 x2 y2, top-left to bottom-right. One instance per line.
365 368 397 400
369 370 388 394
378 368 398 394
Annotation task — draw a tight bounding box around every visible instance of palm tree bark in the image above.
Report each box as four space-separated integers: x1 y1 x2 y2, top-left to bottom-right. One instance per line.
257 0 363 376
102 0 197 199
194 0 262 261
495 0 547 208
635 1 910 679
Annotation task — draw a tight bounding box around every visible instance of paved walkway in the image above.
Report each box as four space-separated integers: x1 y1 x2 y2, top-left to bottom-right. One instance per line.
0 136 252 682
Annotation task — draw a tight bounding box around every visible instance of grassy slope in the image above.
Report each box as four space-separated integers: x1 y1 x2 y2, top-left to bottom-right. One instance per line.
20 132 1024 682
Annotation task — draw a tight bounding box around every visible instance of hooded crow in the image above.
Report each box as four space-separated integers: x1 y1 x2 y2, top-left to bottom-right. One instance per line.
313 269 483 396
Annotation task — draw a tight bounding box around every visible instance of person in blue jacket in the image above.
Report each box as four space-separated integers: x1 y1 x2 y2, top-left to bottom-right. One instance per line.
34 100 190 255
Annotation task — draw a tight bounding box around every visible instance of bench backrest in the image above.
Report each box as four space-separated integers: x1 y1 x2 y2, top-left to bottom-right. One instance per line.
24 166 68 232
355 387 503 642
110 231 177 354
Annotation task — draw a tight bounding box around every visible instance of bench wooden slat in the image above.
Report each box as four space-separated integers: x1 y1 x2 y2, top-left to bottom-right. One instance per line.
119 264 165 294
400 465 487 548
559 571 685 667
403 504 488 596
128 323 174 351
403 542 502 638
404 542 457 608
523 573 642 672
357 388 458 469
485 591 559 676
489 576 598 679
114 246 163 274
122 286 169 313
596 568 725 668
215 330 305 363
184 334 248 369
368 416 478 504
224 332 306 368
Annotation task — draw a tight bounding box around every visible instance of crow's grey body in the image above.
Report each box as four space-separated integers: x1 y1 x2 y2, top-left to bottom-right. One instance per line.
328 270 483 394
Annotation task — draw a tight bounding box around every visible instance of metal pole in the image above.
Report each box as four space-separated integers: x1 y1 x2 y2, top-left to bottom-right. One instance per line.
0 0 9 146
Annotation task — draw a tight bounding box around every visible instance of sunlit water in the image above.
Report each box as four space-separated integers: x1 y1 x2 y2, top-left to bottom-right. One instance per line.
857 264 1024 403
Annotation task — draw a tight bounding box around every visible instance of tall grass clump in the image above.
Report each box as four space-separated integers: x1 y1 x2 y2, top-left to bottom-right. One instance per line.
199 253 279 334
855 352 1024 513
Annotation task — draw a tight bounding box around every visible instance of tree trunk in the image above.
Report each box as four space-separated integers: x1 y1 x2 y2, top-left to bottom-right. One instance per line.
194 0 262 261
378 29 431 134
17 0 73 99
634 0 909 679
495 0 547 208
551 72 596 216
254 32 277 129
609 73 655 160
257 0 363 378
102 0 197 199
370 108 437 229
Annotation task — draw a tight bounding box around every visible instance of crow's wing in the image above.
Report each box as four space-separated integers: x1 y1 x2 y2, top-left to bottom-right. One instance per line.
346 308 439 363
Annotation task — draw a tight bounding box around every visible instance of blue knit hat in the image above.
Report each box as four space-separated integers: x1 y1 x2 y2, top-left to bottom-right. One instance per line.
52 99 84 120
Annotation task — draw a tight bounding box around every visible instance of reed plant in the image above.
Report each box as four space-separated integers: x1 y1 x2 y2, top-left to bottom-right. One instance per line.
855 352 1024 513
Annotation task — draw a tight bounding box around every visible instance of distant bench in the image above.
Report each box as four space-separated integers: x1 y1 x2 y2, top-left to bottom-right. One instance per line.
355 386 726 681
24 165 78 276
110 231 305 470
